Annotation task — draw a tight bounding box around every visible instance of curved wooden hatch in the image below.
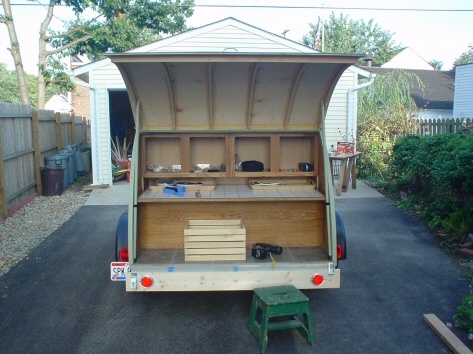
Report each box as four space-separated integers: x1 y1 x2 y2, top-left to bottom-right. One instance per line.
110 53 361 132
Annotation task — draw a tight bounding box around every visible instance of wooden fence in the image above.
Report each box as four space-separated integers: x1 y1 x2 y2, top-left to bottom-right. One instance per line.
417 117 472 136
0 103 90 221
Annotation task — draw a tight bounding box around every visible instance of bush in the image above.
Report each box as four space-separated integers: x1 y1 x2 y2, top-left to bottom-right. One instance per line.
390 133 473 242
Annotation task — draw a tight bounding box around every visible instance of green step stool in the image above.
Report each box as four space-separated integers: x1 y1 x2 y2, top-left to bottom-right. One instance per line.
248 284 315 353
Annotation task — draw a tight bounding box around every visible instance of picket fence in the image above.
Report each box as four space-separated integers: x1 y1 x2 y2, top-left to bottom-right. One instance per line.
0 102 90 221
417 117 472 136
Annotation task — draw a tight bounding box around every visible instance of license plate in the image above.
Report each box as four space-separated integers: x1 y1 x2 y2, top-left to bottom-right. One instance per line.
111 262 129 281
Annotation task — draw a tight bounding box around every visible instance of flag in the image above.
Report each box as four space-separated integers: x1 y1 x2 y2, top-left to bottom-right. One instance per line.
313 17 321 49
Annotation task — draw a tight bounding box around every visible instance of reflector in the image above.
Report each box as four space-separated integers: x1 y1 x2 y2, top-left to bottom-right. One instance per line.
141 276 153 288
312 274 325 286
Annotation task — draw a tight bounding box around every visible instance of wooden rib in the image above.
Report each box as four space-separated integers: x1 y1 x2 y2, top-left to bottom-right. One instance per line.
161 63 177 130
246 63 259 130
284 63 306 130
207 62 214 130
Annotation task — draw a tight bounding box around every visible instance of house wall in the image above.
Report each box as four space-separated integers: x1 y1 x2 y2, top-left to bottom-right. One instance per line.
325 70 355 150
418 109 453 120
453 64 473 118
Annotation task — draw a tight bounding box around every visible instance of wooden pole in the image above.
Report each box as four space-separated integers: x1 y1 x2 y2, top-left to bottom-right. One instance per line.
55 112 62 151
32 110 43 196
71 112 77 144
0 117 7 221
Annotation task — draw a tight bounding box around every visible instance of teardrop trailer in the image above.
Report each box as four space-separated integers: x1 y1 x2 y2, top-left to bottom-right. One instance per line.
109 51 360 292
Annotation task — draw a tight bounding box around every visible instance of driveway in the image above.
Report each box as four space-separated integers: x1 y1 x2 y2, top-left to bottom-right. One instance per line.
0 182 471 353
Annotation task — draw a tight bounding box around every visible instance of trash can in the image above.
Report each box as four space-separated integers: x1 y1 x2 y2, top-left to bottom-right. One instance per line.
45 154 69 188
64 144 85 174
41 166 65 196
59 149 76 183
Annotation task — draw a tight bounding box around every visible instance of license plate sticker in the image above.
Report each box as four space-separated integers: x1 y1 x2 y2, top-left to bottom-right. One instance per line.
111 262 129 281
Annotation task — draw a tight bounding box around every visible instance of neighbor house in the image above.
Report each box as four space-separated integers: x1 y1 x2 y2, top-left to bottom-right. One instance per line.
453 63 473 118
360 48 454 120
71 17 372 186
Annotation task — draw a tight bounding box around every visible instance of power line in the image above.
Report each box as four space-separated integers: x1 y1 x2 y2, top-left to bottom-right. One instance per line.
2 3 473 12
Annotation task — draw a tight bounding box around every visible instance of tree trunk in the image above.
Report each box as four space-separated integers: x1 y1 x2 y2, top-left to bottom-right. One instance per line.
1 0 31 105
36 0 56 109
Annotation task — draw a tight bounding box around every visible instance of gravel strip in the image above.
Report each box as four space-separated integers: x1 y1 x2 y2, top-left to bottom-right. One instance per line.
0 189 91 277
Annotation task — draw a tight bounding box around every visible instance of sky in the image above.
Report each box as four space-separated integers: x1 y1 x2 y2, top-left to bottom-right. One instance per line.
1 0 472 75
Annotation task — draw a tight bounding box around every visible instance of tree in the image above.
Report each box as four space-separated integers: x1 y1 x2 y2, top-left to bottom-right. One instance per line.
0 0 31 104
428 59 443 70
357 70 424 177
453 44 473 67
302 12 402 66
1 0 194 108
0 62 46 107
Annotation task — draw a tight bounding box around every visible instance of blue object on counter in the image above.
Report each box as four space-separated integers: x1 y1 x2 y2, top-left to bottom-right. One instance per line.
163 186 186 197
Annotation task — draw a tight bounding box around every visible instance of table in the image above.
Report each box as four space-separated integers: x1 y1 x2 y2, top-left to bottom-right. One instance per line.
329 152 361 196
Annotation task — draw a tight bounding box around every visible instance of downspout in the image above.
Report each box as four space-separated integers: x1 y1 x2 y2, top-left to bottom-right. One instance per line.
347 73 374 145
70 72 104 186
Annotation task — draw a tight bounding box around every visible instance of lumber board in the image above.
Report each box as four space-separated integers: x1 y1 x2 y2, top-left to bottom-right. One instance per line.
423 314 472 354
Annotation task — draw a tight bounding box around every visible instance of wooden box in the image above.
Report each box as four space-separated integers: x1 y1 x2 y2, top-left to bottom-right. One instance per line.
184 219 246 261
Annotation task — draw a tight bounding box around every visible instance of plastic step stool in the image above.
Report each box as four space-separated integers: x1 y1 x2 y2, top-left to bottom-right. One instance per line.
248 284 315 353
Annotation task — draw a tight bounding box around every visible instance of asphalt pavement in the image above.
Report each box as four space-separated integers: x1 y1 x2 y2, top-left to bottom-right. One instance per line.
0 180 471 353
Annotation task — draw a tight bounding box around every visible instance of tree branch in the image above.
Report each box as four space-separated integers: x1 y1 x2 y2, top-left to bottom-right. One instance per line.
45 34 93 56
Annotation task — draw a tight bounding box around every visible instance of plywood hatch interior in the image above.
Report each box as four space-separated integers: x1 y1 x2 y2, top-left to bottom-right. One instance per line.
110 53 361 132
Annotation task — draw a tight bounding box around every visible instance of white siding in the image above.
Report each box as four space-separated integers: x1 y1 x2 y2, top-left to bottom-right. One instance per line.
325 71 356 150
418 109 453 120
151 26 305 53
453 64 473 118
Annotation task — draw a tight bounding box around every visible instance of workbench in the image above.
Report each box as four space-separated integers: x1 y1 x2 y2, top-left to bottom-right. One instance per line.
329 152 361 196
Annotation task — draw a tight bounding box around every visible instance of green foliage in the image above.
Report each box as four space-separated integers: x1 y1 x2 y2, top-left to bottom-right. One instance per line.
0 63 41 107
302 12 402 65
55 0 194 61
391 134 473 242
428 59 443 70
453 44 473 67
454 293 473 338
356 70 423 178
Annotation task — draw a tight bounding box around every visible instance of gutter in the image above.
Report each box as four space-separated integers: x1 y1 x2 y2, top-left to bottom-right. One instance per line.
69 72 105 186
347 73 375 145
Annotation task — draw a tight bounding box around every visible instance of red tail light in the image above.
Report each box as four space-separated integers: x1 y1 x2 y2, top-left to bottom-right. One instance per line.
119 247 129 262
337 245 343 259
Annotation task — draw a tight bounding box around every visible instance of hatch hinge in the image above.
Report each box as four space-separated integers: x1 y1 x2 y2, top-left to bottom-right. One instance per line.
328 262 335 275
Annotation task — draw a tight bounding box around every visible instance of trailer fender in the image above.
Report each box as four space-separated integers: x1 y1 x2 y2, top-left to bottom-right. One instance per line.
335 209 347 260
115 210 128 262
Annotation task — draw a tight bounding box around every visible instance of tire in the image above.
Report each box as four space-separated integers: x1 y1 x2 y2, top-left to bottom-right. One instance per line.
335 209 347 260
115 210 128 261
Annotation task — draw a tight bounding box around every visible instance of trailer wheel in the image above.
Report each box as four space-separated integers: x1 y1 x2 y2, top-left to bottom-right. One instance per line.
115 210 128 262
335 209 347 260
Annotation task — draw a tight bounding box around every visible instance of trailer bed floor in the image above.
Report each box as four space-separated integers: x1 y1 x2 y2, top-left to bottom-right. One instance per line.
135 247 329 265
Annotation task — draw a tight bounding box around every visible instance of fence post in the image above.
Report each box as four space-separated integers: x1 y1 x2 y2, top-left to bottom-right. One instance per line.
71 112 77 144
55 112 63 151
0 117 6 221
82 117 88 145
32 110 43 196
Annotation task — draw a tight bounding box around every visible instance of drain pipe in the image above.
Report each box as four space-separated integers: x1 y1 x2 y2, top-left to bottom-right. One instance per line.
69 73 104 186
347 73 375 145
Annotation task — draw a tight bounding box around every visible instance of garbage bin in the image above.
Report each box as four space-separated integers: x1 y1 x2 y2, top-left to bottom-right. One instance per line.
64 144 85 174
59 149 76 183
45 154 69 188
41 166 65 196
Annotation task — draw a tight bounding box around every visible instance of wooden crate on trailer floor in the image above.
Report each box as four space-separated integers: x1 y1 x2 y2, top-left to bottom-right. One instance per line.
184 219 246 261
